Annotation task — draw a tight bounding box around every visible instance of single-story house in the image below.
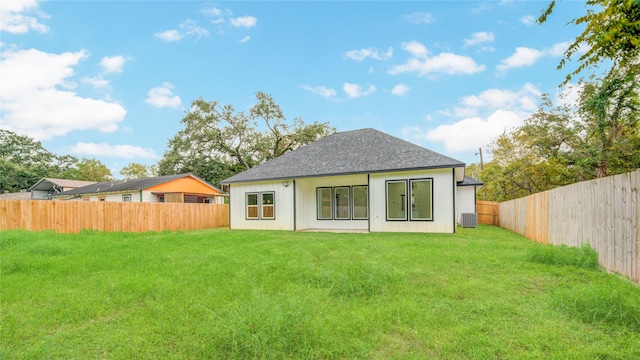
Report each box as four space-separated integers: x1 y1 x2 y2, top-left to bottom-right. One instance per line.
53 173 227 204
220 128 483 233
29 178 97 200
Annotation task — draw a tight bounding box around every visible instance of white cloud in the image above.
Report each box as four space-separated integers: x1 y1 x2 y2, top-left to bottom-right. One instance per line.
301 85 337 98
496 42 571 73
145 83 182 109
343 83 376 98
99 55 126 73
0 48 126 140
391 83 410 96
497 47 543 72
414 109 527 153
230 16 257 28
81 76 110 88
202 7 223 17
554 83 583 108
155 29 183 42
402 40 428 58
389 41 485 76
239 35 250 43
463 32 494 47
68 142 158 159
404 11 433 24
521 15 536 26
155 20 208 42
0 0 49 34
181 19 209 39
344 47 393 61
546 41 570 57
458 85 540 112
410 83 542 153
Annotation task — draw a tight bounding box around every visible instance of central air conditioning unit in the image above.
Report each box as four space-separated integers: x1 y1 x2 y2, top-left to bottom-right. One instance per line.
461 213 477 228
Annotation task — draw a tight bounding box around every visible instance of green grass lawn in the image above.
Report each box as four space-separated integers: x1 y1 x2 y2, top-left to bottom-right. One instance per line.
1 226 639 359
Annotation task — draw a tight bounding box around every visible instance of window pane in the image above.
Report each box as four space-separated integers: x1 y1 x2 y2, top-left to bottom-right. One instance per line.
262 192 274 205
411 179 432 220
247 207 258 218
335 187 350 219
386 181 406 220
262 205 274 219
317 188 332 219
261 192 275 219
246 193 259 219
352 186 368 219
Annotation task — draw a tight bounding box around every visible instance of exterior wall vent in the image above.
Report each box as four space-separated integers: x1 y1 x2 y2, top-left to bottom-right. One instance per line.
461 213 477 228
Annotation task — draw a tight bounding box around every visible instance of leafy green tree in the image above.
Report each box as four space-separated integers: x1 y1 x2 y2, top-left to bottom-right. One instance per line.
120 163 155 179
538 0 640 87
483 85 639 201
576 74 640 177
61 158 113 182
0 130 77 193
159 91 335 185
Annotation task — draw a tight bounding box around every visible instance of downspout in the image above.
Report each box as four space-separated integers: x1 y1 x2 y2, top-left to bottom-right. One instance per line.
452 168 456 234
293 179 297 231
367 174 370 233
140 190 143 202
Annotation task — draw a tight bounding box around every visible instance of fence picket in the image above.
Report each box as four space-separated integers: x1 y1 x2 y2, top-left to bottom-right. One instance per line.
497 170 640 283
0 200 229 233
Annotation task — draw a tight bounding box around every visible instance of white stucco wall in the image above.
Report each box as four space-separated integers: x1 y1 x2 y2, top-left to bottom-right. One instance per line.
295 174 369 231
369 168 456 233
456 186 477 223
228 167 458 233
228 180 295 230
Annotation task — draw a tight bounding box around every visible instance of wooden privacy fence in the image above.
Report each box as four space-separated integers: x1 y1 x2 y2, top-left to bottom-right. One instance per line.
476 200 499 225
0 200 229 233
498 170 639 282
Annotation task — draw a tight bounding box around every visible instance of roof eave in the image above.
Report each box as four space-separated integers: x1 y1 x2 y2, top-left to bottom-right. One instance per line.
220 163 466 184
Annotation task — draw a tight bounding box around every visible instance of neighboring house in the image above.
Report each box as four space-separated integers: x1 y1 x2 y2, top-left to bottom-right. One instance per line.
220 128 482 233
0 190 32 200
29 178 97 200
53 173 227 204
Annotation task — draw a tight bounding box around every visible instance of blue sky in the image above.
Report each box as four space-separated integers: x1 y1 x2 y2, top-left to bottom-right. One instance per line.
1 0 588 178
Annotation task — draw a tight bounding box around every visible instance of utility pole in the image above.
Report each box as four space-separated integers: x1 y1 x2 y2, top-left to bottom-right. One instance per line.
476 147 486 199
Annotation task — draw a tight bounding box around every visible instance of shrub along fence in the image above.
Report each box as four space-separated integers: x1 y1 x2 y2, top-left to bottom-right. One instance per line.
498 170 639 282
0 200 229 233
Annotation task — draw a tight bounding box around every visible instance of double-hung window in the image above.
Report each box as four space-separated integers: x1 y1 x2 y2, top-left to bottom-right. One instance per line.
246 193 259 219
261 192 275 219
246 192 275 220
122 194 131 202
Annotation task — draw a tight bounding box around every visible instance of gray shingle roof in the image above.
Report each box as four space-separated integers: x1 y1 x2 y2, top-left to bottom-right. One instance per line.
57 173 220 196
458 175 484 186
29 178 96 192
221 128 465 184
